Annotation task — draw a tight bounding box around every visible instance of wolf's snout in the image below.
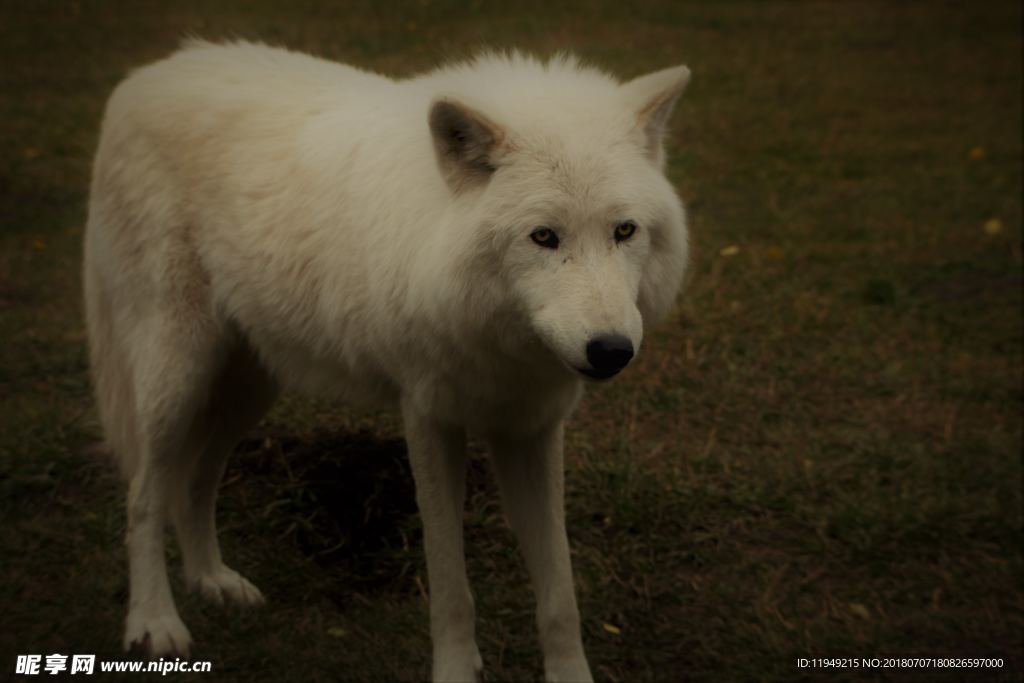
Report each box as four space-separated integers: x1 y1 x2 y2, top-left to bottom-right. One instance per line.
581 334 634 379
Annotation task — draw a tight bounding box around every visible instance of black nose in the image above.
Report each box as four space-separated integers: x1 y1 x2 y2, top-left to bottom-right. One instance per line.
583 334 634 379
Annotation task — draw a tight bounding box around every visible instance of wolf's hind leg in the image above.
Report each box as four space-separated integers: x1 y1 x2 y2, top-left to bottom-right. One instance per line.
122 320 225 658
170 342 277 607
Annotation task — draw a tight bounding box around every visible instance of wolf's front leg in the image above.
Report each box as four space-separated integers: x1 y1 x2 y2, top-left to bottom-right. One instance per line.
488 422 593 683
403 403 482 682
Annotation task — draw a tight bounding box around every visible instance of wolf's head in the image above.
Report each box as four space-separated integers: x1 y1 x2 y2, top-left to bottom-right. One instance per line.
428 57 690 381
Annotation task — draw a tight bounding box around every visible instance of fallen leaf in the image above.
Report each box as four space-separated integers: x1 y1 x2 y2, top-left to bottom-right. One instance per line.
327 627 348 638
983 218 1003 235
602 623 621 635
968 146 986 160
719 244 740 257
32 239 46 251
849 602 871 620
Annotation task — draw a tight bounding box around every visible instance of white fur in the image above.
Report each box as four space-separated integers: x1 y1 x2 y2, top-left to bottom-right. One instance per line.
84 40 690 682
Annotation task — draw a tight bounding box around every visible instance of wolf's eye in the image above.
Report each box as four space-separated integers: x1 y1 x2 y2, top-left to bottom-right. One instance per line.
530 227 559 249
614 221 637 242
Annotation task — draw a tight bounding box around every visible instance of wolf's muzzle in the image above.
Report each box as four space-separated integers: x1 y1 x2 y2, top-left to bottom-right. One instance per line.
579 334 634 380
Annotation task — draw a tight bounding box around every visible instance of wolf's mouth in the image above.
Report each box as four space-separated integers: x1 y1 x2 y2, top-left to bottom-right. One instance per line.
576 366 622 381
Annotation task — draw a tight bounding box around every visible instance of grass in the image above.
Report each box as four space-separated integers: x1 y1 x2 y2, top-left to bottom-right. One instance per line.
1 1 1021 681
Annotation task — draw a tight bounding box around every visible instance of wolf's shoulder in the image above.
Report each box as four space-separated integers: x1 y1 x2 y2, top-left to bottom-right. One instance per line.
119 39 388 100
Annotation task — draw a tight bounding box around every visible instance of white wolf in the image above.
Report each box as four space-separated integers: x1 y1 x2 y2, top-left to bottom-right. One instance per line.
84 40 689 682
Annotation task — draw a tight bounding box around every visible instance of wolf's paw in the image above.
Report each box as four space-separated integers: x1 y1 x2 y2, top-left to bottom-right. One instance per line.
124 611 192 658
433 645 483 682
544 656 593 683
192 565 265 607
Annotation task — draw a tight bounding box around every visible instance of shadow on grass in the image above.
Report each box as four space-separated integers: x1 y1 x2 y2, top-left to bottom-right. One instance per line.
234 430 422 594
230 428 497 598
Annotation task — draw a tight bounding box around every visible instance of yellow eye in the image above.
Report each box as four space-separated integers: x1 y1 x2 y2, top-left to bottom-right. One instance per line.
614 221 637 242
530 227 559 248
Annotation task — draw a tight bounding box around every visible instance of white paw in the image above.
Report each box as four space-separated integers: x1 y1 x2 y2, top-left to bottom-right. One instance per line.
434 645 483 682
191 565 265 607
545 656 593 682
124 610 192 658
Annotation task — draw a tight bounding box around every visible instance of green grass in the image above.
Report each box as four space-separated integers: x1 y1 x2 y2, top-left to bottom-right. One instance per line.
1 1 1021 681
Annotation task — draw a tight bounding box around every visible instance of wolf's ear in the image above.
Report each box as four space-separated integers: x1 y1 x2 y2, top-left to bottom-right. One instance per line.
429 98 506 192
622 65 691 167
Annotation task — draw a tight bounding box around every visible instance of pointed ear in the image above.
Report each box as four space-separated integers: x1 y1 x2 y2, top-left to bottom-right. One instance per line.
621 65 691 166
429 98 506 192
